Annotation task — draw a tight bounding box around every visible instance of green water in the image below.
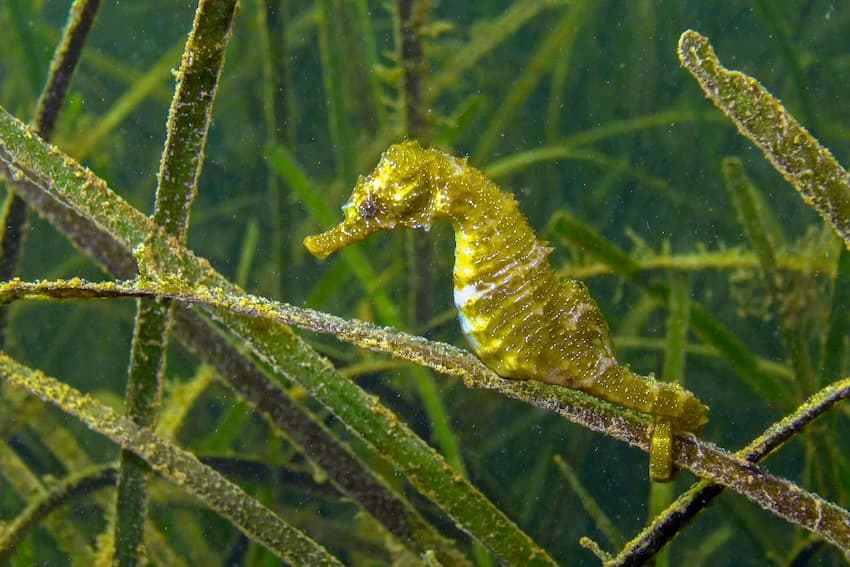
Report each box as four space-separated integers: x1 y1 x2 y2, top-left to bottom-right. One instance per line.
0 1 848 564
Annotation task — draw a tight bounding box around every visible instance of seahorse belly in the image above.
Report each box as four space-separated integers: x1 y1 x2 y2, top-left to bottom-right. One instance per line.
454 231 559 378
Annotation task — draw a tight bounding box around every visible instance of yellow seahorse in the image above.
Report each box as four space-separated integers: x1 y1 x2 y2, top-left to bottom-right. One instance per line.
304 141 708 481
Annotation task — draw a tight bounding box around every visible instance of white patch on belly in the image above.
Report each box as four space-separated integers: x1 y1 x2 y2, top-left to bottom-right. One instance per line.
453 283 495 308
454 285 476 307
457 311 480 350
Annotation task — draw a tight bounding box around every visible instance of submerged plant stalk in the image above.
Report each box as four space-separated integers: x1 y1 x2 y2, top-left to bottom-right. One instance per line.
0 0 102 349
113 1 238 563
679 29 850 249
2 277 848 554
0 352 343 566
611 374 850 564
0 104 555 566
0 465 116 562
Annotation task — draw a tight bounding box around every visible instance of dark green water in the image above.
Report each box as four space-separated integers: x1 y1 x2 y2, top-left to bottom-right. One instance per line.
0 1 848 565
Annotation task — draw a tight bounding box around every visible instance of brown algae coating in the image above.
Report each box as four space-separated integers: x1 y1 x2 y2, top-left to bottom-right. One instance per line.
304 141 708 435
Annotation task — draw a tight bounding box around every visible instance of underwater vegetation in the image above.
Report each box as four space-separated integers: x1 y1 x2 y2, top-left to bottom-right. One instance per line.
0 1 848 565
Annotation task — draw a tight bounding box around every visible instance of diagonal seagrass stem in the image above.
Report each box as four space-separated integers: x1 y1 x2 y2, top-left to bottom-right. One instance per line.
0 436 95 562
0 464 117 562
0 352 342 566
2 277 849 554
0 104 554 565
172 309 471 565
609 375 850 565
679 29 850 249
0 3 103 561
0 125 470 563
0 0 102 349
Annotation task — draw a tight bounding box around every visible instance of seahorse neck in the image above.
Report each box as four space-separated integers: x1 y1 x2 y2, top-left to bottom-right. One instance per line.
438 169 538 287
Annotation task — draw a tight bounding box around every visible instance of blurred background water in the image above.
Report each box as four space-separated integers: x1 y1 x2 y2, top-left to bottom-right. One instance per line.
0 1 848 564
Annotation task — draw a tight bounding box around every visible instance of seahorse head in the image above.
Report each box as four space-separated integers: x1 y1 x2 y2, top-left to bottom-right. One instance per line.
304 141 443 259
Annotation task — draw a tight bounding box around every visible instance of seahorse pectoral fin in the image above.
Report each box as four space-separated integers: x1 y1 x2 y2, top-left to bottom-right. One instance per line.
649 418 674 482
304 218 383 259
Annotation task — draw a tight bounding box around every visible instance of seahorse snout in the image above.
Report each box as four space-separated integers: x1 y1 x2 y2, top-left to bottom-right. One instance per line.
303 218 382 259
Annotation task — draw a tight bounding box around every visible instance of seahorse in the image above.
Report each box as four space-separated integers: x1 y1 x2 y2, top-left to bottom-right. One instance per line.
303 141 708 481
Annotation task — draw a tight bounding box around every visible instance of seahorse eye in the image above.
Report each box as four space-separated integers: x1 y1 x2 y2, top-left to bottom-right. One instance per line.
358 197 379 218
